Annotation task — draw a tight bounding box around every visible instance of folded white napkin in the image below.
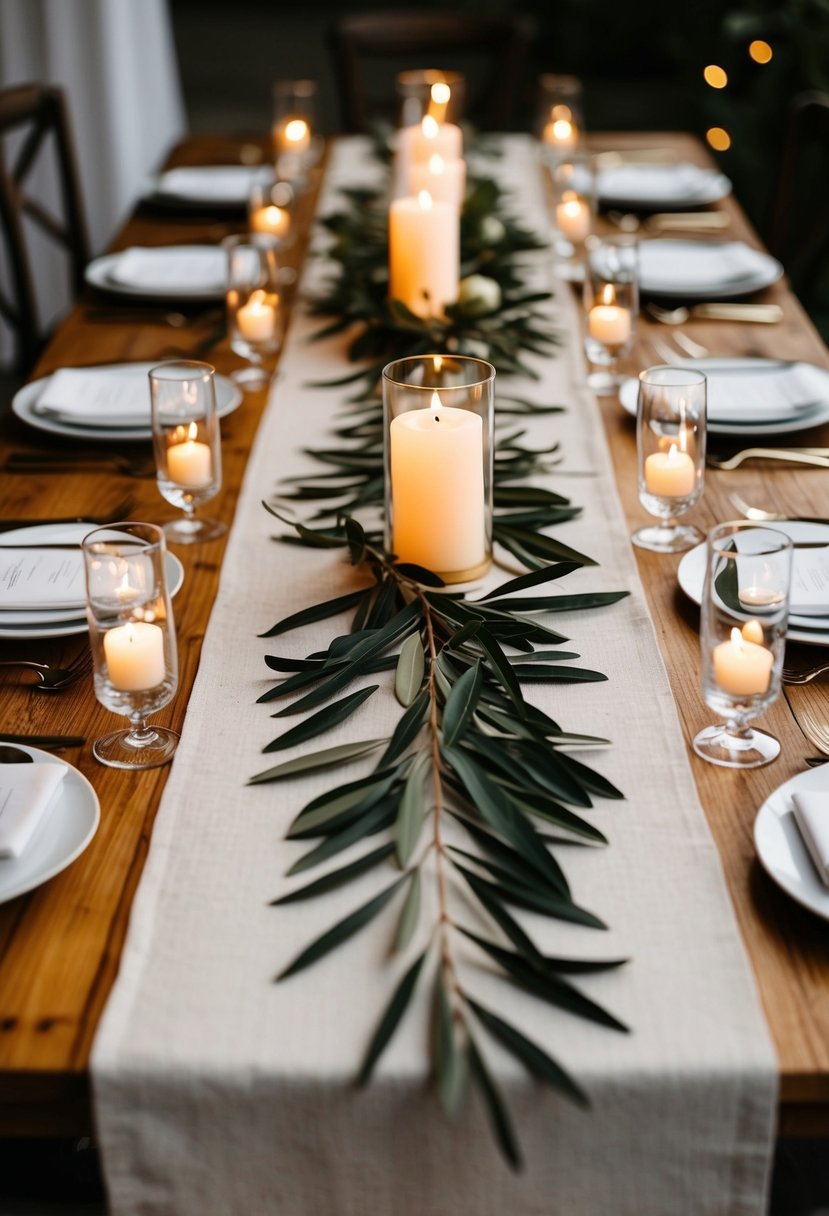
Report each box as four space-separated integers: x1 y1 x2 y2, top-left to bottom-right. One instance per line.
0 547 85 610
155 166 267 204
789 549 829 617
108 247 227 292
640 241 764 291
792 791 829 886
705 362 826 423
0 762 66 860
36 367 151 427
599 162 717 202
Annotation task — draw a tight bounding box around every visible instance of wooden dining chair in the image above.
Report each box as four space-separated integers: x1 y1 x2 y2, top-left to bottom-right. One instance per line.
0 83 91 375
766 90 829 298
329 10 537 133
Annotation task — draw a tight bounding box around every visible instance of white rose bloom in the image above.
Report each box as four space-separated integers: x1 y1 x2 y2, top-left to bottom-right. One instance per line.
457 275 502 316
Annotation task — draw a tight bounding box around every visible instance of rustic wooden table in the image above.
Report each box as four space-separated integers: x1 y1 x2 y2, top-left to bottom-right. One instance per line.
0 132 826 1138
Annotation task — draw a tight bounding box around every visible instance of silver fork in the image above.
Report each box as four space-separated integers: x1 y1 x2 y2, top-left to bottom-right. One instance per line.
0 648 92 692
729 492 829 527
644 332 709 363
786 697 829 754
782 661 829 685
707 448 829 470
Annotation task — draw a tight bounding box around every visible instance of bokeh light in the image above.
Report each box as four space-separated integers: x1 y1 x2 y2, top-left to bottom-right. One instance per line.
704 65 729 89
706 127 732 152
749 40 773 64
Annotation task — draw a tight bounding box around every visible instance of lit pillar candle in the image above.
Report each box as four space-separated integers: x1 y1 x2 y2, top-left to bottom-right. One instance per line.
237 288 278 344
644 443 696 496
405 114 463 165
250 204 290 240
409 152 466 207
390 391 485 577
713 626 773 696
588 285 632 347
167 423 213 489
555 190 591 243
389 190 459 318
104 621 166 691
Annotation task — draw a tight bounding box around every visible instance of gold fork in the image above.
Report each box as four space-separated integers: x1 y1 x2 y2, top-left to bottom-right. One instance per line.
707 448 829 470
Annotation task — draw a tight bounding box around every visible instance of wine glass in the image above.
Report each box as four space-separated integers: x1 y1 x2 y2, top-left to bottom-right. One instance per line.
694 522 793 768
82 522 179 769
583 234 638 394
224 235 283 391
272 79 319 185
149 360 226 544
633 366 706 552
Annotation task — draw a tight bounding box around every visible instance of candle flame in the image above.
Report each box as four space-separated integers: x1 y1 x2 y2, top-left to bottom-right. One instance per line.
285 118 309 144
431 82 451 105
418 189 433 211
741 619 764 645
599 283 616 306
433 355 443 372
730 626 744 651
431 389 442 421
421 114 439 140
187 421 199 441
428 153 445 175
552 118 574 141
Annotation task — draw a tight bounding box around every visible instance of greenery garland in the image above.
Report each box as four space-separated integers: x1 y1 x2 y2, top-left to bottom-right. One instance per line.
253 151 633 1168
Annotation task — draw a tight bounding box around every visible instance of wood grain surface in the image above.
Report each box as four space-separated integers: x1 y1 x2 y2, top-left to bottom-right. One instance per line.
0 132 827 1138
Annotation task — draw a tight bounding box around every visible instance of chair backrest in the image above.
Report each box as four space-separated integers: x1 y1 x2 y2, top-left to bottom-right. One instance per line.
0 83 91 374
767 91 829 288
329 10 537 133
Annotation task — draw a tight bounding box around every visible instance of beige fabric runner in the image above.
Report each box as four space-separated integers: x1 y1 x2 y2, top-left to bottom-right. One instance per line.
92 137 777 1215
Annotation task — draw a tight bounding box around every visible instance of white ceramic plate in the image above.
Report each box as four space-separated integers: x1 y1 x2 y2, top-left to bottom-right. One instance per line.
144 165 270 209
0 746 99 904
639 239 783 300
677 521 829 647
594 163 731 210
754 766 829 922
619 358 829 437
85 246 226 301
0 524 184 640
12 362 241 442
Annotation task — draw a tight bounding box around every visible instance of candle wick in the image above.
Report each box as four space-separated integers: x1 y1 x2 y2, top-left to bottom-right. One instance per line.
434 414 440 423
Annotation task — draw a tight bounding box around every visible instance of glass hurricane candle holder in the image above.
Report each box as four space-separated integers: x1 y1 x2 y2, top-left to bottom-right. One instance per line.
537 73 584 163
224 235 283 390
272 79 319 184
82 522 179 769
248 176 294 250
694 522 793 768
396 69 466 128
634 365 707 553
150 360 226 545
546 153 596 273
583 234 638 395
383 354 494 585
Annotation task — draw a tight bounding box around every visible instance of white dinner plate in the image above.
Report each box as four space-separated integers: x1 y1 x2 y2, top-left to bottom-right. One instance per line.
12 362 242 442
754 766 829 922
593 162 732 210
144 165 270 209
639 239 783 300
85 246 226 301
0 524 184 640
619 358 829 437
0 746 99 904
677 521 829 647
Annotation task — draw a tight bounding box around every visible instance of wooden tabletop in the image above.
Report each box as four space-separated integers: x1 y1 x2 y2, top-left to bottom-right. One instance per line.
0 131 827 1139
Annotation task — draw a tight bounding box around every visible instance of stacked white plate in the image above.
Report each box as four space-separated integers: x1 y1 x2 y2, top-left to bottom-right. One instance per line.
12 362 242 442
638 239 783 300
593 161 732 210
754 767 829 922
145 165 271 209
619 357 829 437
85 245 228 301
0 524 184 640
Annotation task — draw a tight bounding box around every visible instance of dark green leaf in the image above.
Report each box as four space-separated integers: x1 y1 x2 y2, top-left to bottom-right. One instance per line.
259 588 369 638
272 842 395 904
278 877 405 980
395 755 427 866
476 561 580 600
357 949 427 1084
442 661 482 747
395 631 425 707
436 975 467 1118
393 870 422 953
248 738 385 785
287 797 397 875
263 685 379 753
379 689 429 767
468 998 588 1106
468 1036 522 1171
476 627 527 718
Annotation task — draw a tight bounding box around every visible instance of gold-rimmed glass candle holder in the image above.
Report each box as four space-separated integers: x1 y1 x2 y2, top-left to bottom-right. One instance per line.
634 366 706 553
248 176 294 250
537 73 584 163
694 522 793 768
382 354 494 585
583 234 638 395
272 79 319 184
149 360 226 545
82 522 179 769
224 235 283 391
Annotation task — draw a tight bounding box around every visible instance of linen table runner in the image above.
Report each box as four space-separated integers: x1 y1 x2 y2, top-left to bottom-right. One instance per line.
92 138 776 1215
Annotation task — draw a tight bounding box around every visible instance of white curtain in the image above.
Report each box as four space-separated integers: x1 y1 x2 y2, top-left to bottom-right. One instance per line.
0 0 187 363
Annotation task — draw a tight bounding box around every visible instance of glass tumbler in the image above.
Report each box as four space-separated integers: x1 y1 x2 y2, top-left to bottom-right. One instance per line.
634 366 707 553
537 73 584 162
694 522 793 768
383 354 494 585
224 236 283 391
272 79 319 183
150 360 226 545
83 522 179 769
583 234 638 395
547 153 596 269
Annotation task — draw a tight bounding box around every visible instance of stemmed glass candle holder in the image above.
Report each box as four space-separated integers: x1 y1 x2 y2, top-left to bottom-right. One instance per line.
248 176 294 249
547 154 595 272
538 74 584 162
82 522 179 769
224 235 282 390
634 366 707 553
383 355 494 584
272 79 318 184
150 360 226 545
694 523 793 768
583 234 638 395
